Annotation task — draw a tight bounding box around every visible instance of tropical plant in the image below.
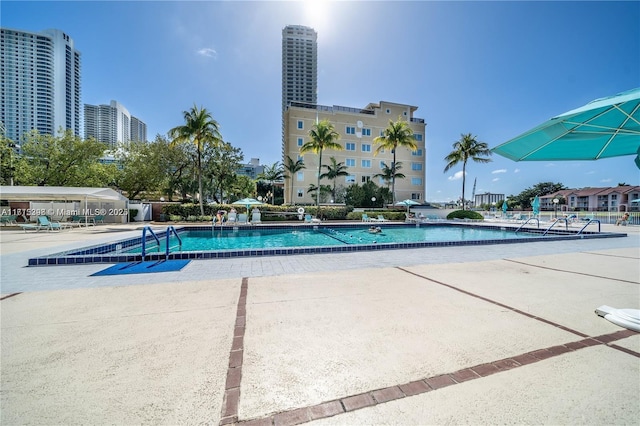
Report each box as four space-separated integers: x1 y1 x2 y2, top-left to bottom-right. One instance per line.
443 133 492 210
203 141 244 203
373 161 405 190
168 104 222 215
373 118 417 203
300 120 343 209
320 157 349 202
283 155 305 204
307 183 332 204
256 161 284 204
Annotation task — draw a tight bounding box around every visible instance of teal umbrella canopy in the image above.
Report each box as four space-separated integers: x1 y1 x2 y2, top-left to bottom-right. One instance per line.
232 197 264 211
395 199 420 212
502 200 508 214
532 196 540 216
493 88 640 162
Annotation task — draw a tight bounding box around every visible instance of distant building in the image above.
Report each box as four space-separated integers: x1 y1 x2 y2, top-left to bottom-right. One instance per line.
237 158 265 180
283 100 426 204
84 100 147 147
281 25 317 115
543 186 640 212
475 192 505 207
1 27 82 142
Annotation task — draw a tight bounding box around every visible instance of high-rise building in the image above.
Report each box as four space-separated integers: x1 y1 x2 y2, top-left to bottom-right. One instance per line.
84 100 146 147
0 27 81 143
283 100 427 204
281 25 317 114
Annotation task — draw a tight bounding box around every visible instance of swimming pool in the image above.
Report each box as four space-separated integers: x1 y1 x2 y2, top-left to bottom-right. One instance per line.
28 222 623 266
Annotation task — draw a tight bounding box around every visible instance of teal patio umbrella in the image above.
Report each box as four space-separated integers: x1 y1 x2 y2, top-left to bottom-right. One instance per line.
502 200 508 215
532 196 540 216
232 197 264 212
493 88 640 163
395 199 420 212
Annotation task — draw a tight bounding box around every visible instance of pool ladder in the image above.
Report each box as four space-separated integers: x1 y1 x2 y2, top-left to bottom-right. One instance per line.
515 217 601 236
141 226 183 261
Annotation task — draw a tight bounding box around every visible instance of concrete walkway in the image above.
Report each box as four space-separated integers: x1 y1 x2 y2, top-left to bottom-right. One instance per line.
1 222 638 425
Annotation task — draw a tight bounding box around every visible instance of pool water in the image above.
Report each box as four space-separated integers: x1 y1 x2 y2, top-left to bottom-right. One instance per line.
127 225 538 254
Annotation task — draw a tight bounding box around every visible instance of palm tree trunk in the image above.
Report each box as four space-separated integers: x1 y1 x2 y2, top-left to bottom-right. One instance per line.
391 150 397 204
461 161 467 211
197 147 204 216
317 150 323 211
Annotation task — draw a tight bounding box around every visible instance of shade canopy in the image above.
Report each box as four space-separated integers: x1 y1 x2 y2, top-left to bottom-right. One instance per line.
0 186 128 202
231 198 264 210
493 88 640 162
532 196 541 216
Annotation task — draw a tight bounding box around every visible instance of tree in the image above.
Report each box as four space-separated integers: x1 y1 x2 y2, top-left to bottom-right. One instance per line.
508 182 567 210
114 137 171 200
373 118 417 204
443 133 492 210
320 157 349 202
283 155 305 204
344 180 389 208
203 141 244 203
256 161 284 204
373 161 405 190
169 105 222 215
300 120 342 209
307 183 332 204
0 138 20 185
13 129 115 187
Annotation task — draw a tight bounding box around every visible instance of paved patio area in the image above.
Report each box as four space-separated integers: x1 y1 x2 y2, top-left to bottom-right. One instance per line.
1 222 638 424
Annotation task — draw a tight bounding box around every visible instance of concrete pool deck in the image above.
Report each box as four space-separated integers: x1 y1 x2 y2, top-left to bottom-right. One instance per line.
1 221 639 424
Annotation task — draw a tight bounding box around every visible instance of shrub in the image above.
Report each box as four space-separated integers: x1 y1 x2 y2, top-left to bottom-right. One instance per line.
446 210 484 220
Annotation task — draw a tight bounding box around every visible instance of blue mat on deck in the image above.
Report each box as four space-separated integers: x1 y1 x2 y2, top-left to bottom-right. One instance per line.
91 260 191 276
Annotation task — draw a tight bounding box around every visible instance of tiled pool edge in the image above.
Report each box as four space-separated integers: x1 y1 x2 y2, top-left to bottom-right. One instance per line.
26 224 627 267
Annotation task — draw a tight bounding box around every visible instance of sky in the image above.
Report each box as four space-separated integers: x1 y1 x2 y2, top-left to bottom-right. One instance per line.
3 0 639 202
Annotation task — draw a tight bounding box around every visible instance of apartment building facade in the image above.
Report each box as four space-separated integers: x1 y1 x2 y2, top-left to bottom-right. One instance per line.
542 186 640 212
1 27 81 142
283 100 427 205
84 100 147 147
281 25 317 114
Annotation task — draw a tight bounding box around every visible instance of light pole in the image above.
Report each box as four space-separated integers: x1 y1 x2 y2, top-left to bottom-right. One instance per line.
371 197 376 208
553 198 559 218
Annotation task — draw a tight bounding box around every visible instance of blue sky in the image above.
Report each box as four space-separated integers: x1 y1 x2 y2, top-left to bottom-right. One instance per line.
3 0 639 202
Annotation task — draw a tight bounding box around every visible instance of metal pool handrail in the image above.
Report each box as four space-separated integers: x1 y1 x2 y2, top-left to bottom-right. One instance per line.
515 217 540 234
577 219 601 235
141 226 160 261
166 226 182 256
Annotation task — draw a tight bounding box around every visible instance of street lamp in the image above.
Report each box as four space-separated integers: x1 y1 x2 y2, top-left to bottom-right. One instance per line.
553 198 559 218
371 197 376 208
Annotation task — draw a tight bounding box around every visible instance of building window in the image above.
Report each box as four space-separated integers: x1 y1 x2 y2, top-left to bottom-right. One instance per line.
361 175 371 183
346 126 355 134
346 158 355 167
379 161 386 169
345 142 356 151
411 163 423 171
411 193 421 200
361 159 371 168
297 120 304 129
297 137 303 147
362 128 371 136
411 177 423 185
297 189 304 198
297 171 304 181
412 148 423 156
346 175 356 184
403 111 407 116
362 143 371 152
414 133 423 141
386 108 390 114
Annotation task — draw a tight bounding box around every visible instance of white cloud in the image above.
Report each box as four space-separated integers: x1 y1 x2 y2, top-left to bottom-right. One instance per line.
513 168 520 173
492 169 507 174
197 48 217 58
492 178 500 182
586 170 596 175
600 178 612 182
447 171 465 181
545 163 556 167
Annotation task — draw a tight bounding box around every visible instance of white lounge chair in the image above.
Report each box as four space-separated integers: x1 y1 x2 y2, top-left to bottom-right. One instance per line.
251 212 261 224
376 215 389 222
304 214 321 223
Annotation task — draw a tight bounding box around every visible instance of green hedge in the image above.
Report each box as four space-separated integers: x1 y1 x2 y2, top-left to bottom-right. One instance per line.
446 210 484 220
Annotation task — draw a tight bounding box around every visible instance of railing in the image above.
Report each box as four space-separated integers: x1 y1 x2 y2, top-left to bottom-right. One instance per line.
165 226 182 257
577 219 601 235
141 226 160 261
141 226 183 261
542 218 570 236
514 218 540 234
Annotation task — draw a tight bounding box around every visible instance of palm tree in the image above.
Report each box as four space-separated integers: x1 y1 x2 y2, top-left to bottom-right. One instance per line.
373 118 417 204
443 133 492 210
256 161 284 204
169 105 221 215
283 155 305 204
373 161 405 190
300 120 342 209
320 156 349 202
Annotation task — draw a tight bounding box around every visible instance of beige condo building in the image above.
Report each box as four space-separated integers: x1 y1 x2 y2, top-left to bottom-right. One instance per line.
283 100 427 205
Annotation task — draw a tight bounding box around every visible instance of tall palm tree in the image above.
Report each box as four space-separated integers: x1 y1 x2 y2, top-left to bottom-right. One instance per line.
443 133 492 210
373 118 417 203
320 156 349 202
256 161 284 204
373 161 405 190
283 155 305 204
300 120 342 209
169 105 221 215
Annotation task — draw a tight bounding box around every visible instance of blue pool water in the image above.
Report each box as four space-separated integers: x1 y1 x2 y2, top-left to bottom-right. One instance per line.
29 223 622 266
127 225 537 254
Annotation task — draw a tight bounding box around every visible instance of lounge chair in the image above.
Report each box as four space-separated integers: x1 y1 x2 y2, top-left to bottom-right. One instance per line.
362 213 372 222
37 216 71 231
94 215 105 224
0 215 18 226
19 222 42 233
251 212 261 224
227 211 237 224
376 215 389 222
237 213 248 224
304 214 321 223
405 213 418 223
